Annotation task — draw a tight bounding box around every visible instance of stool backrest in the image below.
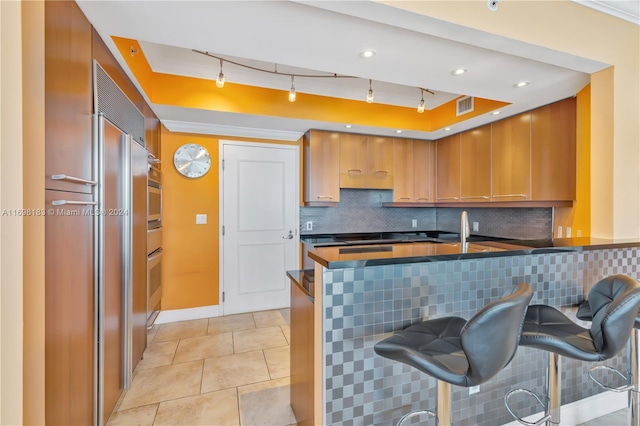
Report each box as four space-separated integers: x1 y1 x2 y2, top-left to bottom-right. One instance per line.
588 274 640 359
460 283 533 384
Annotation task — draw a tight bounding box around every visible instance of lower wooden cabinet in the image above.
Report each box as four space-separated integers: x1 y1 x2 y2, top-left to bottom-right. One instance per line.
45 190 95 425
290 279 315 426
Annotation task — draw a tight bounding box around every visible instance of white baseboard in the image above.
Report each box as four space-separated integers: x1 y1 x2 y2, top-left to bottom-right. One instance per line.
501 390 627 426
154 305 221 325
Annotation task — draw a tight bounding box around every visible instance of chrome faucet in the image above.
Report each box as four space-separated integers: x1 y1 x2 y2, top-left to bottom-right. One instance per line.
461 210 470 252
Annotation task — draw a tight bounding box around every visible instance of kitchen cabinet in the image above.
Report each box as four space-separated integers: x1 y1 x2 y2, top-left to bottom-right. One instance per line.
45 0 93 194
45 190 94 426
303 130 340 205
392 138 434 203
436 134 461 202
531 97 576 201
340 134 394 189
492 112 531 201
460 124 491 202
290 277 315 426
144 101 161 161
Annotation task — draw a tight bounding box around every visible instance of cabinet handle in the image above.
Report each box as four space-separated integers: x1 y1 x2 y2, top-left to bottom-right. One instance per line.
492 194 526 198
436 197 459 201
397 197 411 200
51 174 97 186
347 168 362 173
416 197 431 201
375 170 389 174
317 195 333 200
461 196 490 200
51 200 99 206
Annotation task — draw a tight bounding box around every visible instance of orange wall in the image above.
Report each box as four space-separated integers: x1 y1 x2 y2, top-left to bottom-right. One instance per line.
554 84 591 237
160 127 299 310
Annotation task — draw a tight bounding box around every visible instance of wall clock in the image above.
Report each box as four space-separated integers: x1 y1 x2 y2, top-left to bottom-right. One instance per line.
173 143 211 178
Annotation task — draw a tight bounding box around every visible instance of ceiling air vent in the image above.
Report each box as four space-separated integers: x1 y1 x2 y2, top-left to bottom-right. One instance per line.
456 96 474 116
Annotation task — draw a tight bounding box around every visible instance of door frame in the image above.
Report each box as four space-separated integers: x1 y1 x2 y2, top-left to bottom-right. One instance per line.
218 140 300 315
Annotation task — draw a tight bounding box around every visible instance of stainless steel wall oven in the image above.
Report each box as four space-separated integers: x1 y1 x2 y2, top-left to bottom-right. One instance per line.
147 166 162 229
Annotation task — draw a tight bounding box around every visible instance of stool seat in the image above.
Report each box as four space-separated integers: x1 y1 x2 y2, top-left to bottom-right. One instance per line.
375 283 533 388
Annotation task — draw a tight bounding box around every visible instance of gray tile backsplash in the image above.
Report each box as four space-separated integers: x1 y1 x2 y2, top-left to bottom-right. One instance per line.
300 189 553 239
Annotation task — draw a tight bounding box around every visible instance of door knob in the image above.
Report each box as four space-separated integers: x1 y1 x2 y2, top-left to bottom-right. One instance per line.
283 230 294 240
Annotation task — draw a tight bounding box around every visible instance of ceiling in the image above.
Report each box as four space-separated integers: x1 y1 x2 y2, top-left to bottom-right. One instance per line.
76 0 637 141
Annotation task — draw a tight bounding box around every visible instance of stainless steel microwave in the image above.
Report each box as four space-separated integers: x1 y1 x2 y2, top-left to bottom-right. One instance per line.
148 166 161 229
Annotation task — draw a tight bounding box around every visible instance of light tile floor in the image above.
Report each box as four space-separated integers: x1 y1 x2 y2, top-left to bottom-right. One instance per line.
107 309 297 426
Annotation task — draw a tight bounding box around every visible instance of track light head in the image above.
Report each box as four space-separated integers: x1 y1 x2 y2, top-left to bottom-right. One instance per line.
216 58 225 88
366 79 374 103
288 75 296 102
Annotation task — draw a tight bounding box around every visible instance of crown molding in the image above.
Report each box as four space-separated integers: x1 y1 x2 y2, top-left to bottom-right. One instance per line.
162 120 304 141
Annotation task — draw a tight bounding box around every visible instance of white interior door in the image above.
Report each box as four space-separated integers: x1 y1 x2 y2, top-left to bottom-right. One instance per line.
221 142 299 314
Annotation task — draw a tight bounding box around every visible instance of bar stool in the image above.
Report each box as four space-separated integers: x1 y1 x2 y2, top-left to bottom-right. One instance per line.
374 283 533 426
505 274 640 426
575 294 640 426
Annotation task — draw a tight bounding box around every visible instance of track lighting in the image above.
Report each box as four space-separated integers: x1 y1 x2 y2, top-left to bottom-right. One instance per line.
417 89 425 113
366 79 374 104
288 75 296 102
216 58 225 88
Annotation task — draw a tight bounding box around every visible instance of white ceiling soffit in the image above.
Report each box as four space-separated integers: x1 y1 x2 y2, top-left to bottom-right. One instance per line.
76 0 603 139
572 0 640 25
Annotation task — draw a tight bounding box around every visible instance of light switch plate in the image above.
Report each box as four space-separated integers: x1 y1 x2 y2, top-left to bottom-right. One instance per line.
557 226 563 238
566 227 572 238
306 221 313 231
196 214 207 225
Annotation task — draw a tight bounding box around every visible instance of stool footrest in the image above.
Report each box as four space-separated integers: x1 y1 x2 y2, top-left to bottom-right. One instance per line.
504 388 551 426
588 365 635 393
396 409 436 426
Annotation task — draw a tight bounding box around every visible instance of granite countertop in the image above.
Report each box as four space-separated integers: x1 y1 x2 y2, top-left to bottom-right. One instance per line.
307 237 640 269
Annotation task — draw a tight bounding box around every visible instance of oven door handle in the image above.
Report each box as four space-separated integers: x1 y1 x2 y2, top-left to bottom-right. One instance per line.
147 248 163 265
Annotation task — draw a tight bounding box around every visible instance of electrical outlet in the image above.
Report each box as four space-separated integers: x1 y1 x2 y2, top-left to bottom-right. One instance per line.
306 221 313 231
196 214 207 225
411 219 417 228
469 385 480 395
557 226 563 238
473 221 479 232
566 227 572 238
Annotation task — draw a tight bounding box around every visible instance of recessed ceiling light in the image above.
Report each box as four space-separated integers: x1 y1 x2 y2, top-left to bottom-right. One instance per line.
444 127 451 131
360 49 376 59
492 111 501 115
515 81 529 88
452 68 467 76
345 124 352 129
396 130 402 134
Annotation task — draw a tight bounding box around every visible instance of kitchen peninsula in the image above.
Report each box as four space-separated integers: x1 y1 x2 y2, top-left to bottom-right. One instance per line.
289 236 640 426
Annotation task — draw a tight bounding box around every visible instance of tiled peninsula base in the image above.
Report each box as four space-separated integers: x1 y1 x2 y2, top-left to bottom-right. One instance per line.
320 247 639 425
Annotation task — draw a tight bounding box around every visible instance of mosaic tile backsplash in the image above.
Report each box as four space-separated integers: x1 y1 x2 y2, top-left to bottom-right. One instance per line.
321 247 640 426
300 189 552 239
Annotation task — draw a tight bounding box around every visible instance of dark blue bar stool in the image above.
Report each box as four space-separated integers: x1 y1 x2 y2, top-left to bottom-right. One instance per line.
374 283 533 426
505 274 640 426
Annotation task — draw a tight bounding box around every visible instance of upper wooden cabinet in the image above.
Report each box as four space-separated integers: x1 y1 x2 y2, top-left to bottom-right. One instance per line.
492 112 532 201
304 130 340 205
339 133 368 188
436 134 461 202
340 135 393 189
45 0 93 194
393 138 434 203
460 124 491 202
531 97 576 201
143 102 161 161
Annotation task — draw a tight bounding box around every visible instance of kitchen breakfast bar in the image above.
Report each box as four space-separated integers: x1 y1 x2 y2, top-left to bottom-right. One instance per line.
289 238 640 426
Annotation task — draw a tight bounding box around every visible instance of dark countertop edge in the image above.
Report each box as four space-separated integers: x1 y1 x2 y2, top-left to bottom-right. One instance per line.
307 246 583 269
287 269 315 300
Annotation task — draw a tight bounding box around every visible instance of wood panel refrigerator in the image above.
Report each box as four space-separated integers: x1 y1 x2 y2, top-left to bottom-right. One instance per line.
96 114 147 425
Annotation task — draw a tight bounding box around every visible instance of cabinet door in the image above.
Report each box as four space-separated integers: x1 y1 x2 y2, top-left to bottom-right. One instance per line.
339 133 368 188
492 112 531 201
460 124 491 202
436 134 461 202
531 98 576 200
413 140 434 202
392 138 414 201
367 136 394 189
45 1 93 194
144 101 161 161
45 190 94 425
304 130 340 203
